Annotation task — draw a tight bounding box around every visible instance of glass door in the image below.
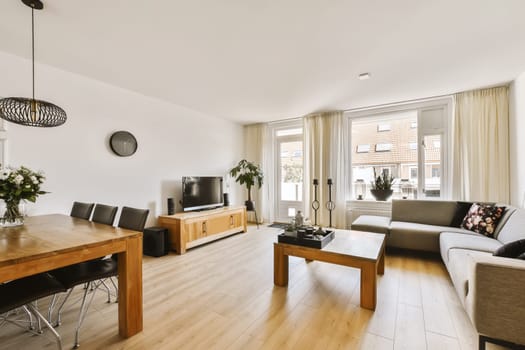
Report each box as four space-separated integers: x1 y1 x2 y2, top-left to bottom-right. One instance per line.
275 129 304 223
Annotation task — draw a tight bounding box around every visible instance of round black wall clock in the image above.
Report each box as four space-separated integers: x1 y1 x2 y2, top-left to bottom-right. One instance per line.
109 131 138 157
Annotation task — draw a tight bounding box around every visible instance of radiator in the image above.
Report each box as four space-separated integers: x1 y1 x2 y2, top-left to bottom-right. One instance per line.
346 201 392 229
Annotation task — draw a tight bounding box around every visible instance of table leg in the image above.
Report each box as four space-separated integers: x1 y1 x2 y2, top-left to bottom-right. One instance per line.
360 262 377 310
118 235 143 337
378 247 385 275
274 244 289 286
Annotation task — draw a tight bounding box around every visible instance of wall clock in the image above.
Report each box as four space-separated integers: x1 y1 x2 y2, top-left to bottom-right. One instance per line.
109 131 137 157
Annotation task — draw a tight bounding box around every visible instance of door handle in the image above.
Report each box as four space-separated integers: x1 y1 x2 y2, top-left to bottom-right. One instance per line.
202 221 207 234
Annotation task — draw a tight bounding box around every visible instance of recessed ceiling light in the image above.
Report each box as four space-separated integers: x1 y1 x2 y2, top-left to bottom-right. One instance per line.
358 72 371 80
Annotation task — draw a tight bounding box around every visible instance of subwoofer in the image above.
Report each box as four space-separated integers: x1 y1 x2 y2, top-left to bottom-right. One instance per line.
143 227 170 257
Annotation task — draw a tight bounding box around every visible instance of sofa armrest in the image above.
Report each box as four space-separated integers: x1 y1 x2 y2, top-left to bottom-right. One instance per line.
466 254 525 345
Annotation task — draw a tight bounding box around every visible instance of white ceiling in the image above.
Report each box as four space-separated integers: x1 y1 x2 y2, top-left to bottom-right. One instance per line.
1 0 524 124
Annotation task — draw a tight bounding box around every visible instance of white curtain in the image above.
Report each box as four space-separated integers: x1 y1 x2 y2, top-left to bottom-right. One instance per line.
304 111 347 228
452 86 510 202
243 123 270 223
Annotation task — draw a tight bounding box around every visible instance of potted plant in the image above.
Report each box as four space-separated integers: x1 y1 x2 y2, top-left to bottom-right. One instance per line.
370 169 394 201
229 159 263 211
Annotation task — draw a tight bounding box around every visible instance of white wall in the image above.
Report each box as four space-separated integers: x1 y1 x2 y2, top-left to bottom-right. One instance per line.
509 71 525 207
0 51 243 226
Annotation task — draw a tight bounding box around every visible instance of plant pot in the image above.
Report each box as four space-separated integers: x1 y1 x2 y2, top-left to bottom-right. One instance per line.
245 200 255 211
370 189 393 201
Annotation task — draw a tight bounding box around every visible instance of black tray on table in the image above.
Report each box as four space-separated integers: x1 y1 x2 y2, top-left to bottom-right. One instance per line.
277 227 335 249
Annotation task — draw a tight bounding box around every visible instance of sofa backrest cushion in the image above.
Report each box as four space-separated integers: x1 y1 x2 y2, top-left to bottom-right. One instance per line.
495 207 524 244
449 201 474 227
391 199 458 226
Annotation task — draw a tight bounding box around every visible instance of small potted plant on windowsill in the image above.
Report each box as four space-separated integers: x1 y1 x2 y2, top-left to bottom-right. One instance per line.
229 159 263 211
370 169 394 201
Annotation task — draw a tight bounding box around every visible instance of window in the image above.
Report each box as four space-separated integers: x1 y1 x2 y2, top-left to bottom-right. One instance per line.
410 167 418 180
356 144 370 153
292 150 302 157
276 128 302 137
349 101 450 200
375 143 392 152
377 123 391 132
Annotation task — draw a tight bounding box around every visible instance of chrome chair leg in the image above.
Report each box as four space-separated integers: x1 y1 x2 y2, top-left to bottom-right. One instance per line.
54 288 74 327
110 277 118 303
22 305 35 330
100 279 112 303
74 281 97 349
48 294 58 322
26 304 63 350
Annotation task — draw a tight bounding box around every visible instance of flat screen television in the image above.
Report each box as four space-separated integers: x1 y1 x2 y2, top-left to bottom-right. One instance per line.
182 176 224 211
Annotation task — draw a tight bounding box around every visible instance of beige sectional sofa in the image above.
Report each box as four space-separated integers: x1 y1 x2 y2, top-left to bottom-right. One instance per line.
351 199 525 349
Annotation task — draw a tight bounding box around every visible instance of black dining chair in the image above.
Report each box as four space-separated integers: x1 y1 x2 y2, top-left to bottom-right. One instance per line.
69 202 94 220
91 204 118 226
51 206 149 348
118 206 149 231
0 273 66 350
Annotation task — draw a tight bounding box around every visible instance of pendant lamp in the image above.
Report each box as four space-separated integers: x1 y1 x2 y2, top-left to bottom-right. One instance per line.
0 0 67 127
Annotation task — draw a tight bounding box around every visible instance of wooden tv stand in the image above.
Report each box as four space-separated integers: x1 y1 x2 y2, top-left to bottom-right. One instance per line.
158 206 247 254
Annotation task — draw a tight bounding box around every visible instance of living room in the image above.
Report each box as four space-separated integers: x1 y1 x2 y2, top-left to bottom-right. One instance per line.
1 1 525 349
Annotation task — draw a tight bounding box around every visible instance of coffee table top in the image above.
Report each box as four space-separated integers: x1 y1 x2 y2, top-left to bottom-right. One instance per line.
276 229 385 262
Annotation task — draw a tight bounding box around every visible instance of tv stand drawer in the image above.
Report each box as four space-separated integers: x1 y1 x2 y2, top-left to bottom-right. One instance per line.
158 206 247 254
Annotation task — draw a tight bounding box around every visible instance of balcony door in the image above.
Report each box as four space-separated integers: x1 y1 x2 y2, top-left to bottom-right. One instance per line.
274 128 304 223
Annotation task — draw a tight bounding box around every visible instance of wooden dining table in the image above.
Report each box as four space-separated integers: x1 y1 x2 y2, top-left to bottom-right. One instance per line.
0 214 143 338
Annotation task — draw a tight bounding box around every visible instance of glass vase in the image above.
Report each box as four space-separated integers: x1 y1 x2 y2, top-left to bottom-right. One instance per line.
1 200 25 227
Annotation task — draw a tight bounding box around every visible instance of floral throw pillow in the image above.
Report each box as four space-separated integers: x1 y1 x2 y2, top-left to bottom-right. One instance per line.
460 203 506 238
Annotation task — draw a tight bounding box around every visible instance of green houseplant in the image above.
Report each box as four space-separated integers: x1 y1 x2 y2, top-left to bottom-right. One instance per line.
229 159 263 211
370 169 394 201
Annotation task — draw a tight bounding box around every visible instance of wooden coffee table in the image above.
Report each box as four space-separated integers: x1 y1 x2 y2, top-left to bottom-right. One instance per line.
274 229 385 310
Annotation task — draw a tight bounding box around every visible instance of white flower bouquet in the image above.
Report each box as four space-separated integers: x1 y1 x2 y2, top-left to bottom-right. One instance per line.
0 165 47 225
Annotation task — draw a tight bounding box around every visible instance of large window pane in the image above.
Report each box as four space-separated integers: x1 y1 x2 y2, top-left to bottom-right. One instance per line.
280 140 303 201
351 112 418 200
423 134 441 198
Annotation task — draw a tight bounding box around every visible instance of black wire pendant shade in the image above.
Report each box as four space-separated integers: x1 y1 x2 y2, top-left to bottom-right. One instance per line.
0 0 67 127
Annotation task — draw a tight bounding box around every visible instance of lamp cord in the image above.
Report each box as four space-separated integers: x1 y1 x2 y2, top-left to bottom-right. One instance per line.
31 7 35 101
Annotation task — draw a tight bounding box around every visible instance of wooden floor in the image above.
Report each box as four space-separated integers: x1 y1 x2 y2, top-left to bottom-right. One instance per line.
0 225 510 350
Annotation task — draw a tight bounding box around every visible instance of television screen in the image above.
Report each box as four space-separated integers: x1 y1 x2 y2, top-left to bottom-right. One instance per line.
182 176 223 211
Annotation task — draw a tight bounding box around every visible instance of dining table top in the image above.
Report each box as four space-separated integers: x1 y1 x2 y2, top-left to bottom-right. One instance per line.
0 214 141 269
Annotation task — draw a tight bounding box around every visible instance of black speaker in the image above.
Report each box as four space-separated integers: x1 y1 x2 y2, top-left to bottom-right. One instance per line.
223 193 230 207
143 227 170 257
167 198 175 215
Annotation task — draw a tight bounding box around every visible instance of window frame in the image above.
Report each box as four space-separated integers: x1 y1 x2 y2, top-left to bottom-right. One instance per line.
356 144 371 153
345 96 453 201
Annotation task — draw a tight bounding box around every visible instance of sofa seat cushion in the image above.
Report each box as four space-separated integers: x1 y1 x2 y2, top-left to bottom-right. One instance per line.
446 248 493 306
351 215 390 235
440 232 502 265
388 221 472 252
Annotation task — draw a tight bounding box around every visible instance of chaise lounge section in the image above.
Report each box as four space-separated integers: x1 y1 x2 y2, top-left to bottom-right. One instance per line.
351 199 525 349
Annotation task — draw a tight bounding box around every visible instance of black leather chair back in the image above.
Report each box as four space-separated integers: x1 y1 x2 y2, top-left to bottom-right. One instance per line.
70 201 95 220
91 204 118 226
118 206 149 232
